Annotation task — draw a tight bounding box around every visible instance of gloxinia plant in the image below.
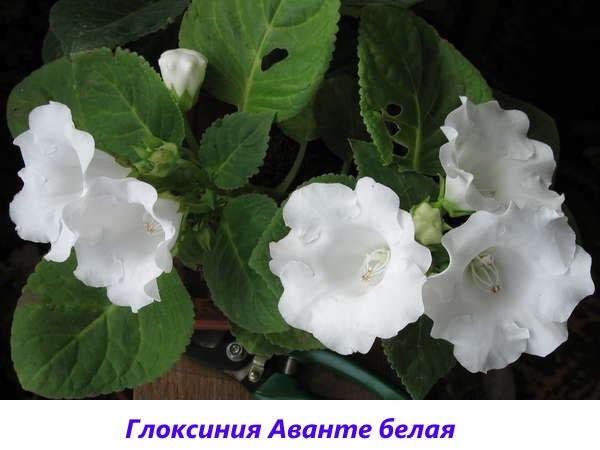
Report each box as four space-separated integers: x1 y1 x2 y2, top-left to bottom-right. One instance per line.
5 0 594 400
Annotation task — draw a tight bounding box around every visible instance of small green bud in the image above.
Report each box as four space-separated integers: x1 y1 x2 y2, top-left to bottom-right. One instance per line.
411 202 443 245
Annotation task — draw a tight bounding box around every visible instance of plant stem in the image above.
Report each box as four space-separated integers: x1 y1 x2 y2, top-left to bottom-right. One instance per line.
184 118 201 155
276 140 307 196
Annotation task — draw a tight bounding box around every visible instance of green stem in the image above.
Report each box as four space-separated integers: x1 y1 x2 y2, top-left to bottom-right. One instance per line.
276 141 307 196
184 118 201 156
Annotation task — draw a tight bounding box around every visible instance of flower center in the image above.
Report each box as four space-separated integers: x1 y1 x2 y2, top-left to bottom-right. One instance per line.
144 219 162 235
360 248 391 286
468 251 502 294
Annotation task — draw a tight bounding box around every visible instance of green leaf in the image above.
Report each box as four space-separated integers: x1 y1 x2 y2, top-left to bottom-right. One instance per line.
494 90 560 160
179 0 341 121
230 323 288 356
279 100 319 144
249 208 289 298
42 30 63 63
10 257 194 399
265 328 324 351
351 140 438 209
199 112 274 190
204 194 288 333
49 0 189 55
382 316 455 399
315 74 369 161
358 6 492 172
7 48 184 163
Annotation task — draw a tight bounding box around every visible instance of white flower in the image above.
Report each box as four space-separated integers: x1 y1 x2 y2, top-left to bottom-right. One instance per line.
158 48 207 110
62 177 182 312
423 204 594 373
440 97 563 213
9 102 128 262
269 177 432 355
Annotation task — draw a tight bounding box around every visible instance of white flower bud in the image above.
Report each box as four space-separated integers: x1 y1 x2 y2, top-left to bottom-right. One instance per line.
158 48 208 111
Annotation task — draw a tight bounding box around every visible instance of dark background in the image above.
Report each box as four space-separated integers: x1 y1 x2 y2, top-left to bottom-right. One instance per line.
1 0 598 399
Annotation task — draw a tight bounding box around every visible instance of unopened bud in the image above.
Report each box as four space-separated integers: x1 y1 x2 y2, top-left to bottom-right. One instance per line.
412 202 443 245
158 48 208 111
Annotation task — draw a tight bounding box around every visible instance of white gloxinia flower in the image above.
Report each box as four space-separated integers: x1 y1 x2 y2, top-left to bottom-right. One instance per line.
62 177 182 312
158 48 207 110
423 204 594 373
441 97 563 213
9 102 128 262
269 177 432 355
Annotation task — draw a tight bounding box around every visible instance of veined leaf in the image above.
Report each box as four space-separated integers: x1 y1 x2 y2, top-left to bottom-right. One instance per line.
7 48 184 163
199 112 273 190
358 6 492 172
179 0 340 121
204 194 288 333
382 316 455 399
11 257 194 399
49 0 189 56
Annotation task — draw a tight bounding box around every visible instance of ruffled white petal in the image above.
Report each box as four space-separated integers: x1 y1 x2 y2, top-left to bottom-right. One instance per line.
270 177 431 355
9 102 95 261
63 177 182 312
440 97 563 213
424 204 594 373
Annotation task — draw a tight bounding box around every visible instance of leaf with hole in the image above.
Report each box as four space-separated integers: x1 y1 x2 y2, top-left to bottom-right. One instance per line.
382 316 455 399
179 0 341 121
48 0 189 56
358 6 492 172
10 256 194 399
199 112 274 190
7 48 184 164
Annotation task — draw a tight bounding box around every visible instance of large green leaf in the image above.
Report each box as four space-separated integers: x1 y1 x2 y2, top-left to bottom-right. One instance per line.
382 316 455 399
204 194 288 333
358 6 492 172
11 257 194 399
7 48 184 163
315 74 369 161
179 0 340 121
48 0 189 56
351 140 438 209
199 112 274 190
